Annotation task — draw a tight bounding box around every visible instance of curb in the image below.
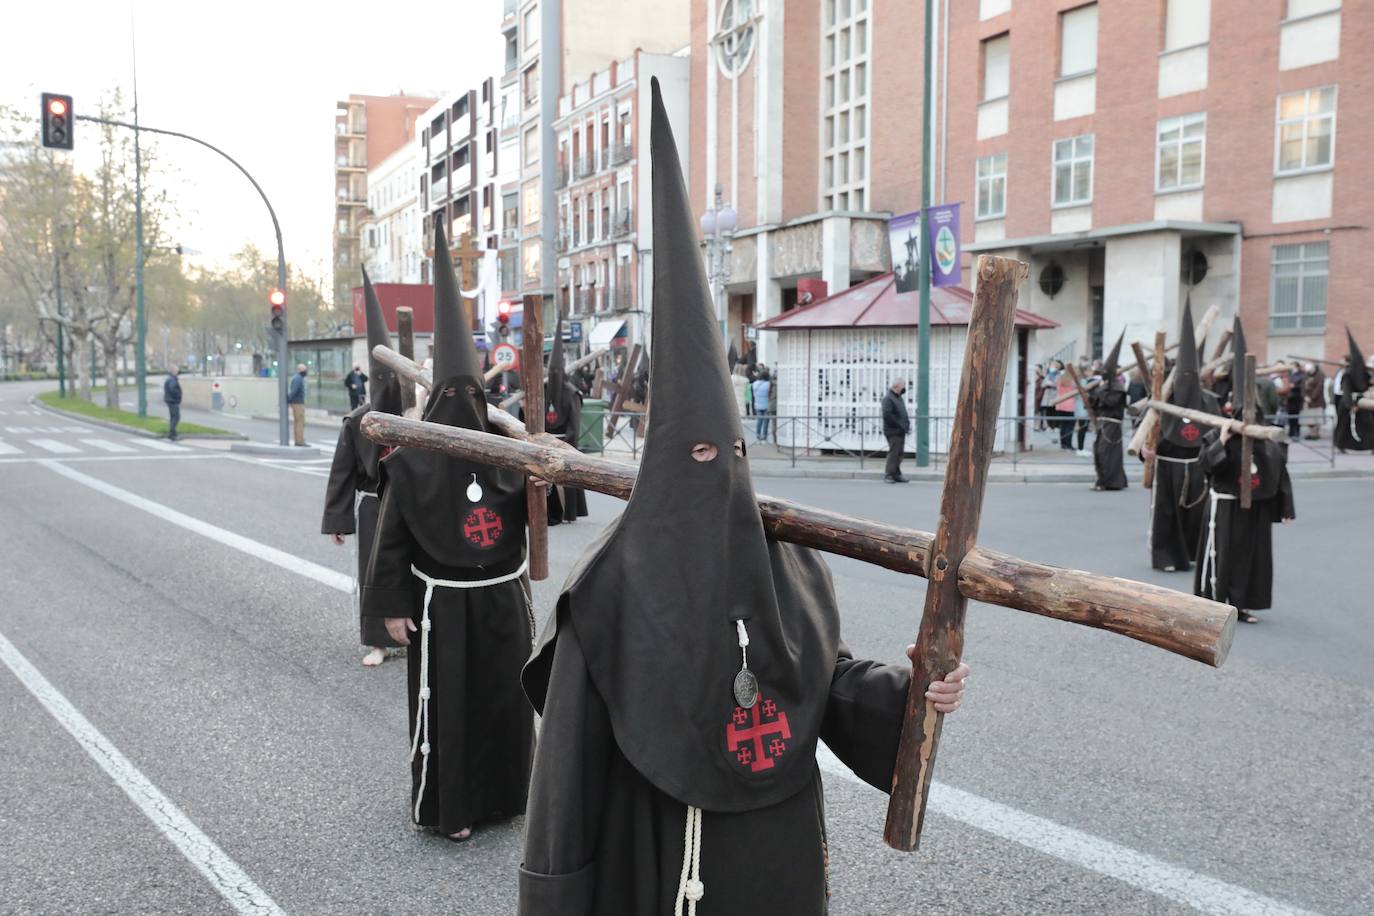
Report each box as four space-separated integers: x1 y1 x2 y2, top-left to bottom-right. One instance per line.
30 397 247 441
251 412 343 431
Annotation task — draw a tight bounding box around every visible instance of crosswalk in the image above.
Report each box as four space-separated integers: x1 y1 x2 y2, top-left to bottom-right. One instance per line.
0 433 191 459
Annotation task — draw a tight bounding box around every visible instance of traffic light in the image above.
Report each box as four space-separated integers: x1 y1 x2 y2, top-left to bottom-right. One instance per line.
496 300 513 338
269 289 286 333
41 93 74 150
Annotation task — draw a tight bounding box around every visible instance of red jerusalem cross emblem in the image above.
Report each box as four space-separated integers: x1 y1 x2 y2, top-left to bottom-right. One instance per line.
1179 421 1201 442
726 697 792 774
462 507 504 549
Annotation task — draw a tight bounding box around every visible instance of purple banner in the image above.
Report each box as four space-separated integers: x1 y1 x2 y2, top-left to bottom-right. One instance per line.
927 203 961 287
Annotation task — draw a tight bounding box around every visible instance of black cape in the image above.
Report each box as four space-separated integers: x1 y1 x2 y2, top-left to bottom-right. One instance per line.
1193 432 1295 611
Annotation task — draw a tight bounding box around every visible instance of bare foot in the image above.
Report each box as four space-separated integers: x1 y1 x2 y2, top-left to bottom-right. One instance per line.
361 647 386 667
447 827 472 842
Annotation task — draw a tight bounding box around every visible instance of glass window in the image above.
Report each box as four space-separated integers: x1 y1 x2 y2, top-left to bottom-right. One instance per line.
1052 134 1093 206
1275 86 1336 174
522 238 541 285
1156 113 1205 191
1269 242 1328 331
523 6 539 47
1164 0 1210 51
982 34 1010 101
976 153 1008 219
1059 4 1098 77
522 181 540 226
523 63 539 108
523 126 539 166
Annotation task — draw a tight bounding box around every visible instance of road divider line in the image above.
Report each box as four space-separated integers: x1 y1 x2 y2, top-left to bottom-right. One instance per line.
0 630 287 916
38 460 352 594
814 745 1317 916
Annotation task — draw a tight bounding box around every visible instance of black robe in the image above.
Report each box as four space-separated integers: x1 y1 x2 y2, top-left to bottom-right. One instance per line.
1193 434 1295 611
1148 437 1208 571
1087 386 1128 490
361 463 534 834
321 404 398 648
519 613 908 915
531 386 590 525
1334 390 1374 452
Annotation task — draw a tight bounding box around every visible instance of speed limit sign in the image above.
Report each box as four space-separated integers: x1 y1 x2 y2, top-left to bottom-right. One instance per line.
492 342 519 372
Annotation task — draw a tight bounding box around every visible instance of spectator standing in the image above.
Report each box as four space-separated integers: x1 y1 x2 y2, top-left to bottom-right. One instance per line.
1303 363 1325 439
1052 360 1076 449
288 363 308 446
1284 366 1305 439
344 363 368 410
1127 369 1149 431
163 365 182 441
751 369 772 441
1032 364 1046 430
881 378 911 484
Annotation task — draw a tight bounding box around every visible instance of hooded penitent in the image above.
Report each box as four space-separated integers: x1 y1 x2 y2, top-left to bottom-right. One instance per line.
363 268 403 417
1345 326 1371 396
544 313 574 430
1161 297 1210 448
379 223 527 571
1220 316 1282 499
523 78 840 812
1101 330 1125 392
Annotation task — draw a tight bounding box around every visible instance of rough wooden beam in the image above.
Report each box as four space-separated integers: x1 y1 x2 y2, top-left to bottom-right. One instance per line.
396 307 416 415
359 411 1235 669
1139 398 1286 442
1143 332 1167 488
521 294 549 581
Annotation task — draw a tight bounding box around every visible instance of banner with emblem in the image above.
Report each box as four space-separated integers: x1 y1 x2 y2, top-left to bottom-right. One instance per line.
927 203 962 288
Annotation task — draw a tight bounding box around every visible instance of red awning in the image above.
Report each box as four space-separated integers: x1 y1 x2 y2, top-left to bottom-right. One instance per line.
754 273 1058 331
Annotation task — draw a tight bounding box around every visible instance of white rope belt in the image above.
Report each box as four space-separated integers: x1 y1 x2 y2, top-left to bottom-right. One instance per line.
674 805 705 916
359 490 379 499
407 558 528 823
1155 454 1198 464
1200 491 1236 601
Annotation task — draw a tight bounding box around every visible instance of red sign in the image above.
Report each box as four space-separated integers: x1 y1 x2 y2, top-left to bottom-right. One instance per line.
491 343 519 371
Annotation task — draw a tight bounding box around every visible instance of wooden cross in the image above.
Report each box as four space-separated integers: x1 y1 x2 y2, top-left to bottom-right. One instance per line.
395 307 416 416
605 342 643 439
1239 355 1258 509
361 254 1236 851
521 293 549 582
1063 362 1097 426
1139 332 1166 489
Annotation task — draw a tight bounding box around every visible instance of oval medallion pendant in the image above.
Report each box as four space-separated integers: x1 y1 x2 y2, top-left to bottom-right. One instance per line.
733 668 759 709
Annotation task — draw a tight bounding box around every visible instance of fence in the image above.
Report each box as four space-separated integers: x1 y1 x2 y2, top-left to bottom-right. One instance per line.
567 407 1337 471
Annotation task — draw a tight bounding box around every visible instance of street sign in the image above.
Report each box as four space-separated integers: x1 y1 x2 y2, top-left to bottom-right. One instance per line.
567 320 583 343
492 342 519 372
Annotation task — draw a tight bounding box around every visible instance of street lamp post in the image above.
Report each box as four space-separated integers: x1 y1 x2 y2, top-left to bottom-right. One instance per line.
699 183 737 347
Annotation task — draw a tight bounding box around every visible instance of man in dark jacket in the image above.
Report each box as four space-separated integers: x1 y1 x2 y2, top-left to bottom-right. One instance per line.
288 364 308 446
344 363 368 410
163 365 182 441
881 378 911 483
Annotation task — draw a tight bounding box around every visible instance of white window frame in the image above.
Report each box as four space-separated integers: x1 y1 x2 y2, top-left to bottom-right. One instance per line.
982 34 1010 102
1058 3 1098 79
975 153 1007 220
1051 134 1094 208
1155 112 1206 193
1274 86 1337 176
819 0 871 213
1268 241 1328 333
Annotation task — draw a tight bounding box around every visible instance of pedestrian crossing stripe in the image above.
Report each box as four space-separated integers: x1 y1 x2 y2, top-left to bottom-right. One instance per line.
134 439 189 452
80 439 136 453
29 439 81 454
0 439 20 455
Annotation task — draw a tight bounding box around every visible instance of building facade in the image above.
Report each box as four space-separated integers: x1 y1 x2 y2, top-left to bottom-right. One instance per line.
553 51 690 347
334 93 436 307
690 0 1368 368
361 145 423 284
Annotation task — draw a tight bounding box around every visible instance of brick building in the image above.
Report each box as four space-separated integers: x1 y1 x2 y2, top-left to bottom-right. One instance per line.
690 0 1367 368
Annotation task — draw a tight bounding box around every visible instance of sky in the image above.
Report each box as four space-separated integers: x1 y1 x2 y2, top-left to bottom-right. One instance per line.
0 0 502 290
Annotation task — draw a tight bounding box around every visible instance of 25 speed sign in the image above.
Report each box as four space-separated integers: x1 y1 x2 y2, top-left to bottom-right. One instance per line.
491 342 519 372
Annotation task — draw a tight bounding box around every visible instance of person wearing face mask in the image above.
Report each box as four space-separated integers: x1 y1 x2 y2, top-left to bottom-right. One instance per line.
362 224 534 843
517 81 969 916
881 378 911 483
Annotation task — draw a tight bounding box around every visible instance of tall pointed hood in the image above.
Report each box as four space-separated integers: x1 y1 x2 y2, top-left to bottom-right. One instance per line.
1230 316 1249 411
1346 326 1371 394
1162 296 1208 447
522 78 839 812
362 267 401 416
378 223 527 571
544 310 575 429
430 222 482 385
1102 330 1125 390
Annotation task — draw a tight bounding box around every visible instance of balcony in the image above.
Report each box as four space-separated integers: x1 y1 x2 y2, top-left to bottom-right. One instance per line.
575 288 595 315
609 140 633 167
611 208 632 238
335 156 366 171
555 228 571 252
555 161 570 189
604 288 633 313
335 120 365 137
336 189 367 207
573 155 594 181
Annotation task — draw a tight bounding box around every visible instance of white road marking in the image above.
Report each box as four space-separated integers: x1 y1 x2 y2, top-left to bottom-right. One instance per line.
0 630 286 916
814 746 1318 916
38 460 352 593
81 438 137 453
0 454 220 465
0 439 21 455
134 438 189 452
5 426 34 434
29 438 81 454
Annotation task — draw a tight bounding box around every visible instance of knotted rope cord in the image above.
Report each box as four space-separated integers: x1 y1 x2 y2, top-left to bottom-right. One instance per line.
1200 491 1236 601
674 805 704 916
735 619 749 671
406 557 529 823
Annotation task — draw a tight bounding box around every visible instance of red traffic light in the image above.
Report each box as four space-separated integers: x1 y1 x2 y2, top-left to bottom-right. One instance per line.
497 300 513 319
269 289 286 307
41 92 74 151
49 98 67 116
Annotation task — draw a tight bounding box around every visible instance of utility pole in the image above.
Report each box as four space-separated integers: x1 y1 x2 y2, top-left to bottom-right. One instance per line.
133 21 148 417
915 0 935 467
54 250 66 398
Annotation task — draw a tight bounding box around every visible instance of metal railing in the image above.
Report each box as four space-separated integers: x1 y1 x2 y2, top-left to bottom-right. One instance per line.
611 208 632 238
609 140 633 166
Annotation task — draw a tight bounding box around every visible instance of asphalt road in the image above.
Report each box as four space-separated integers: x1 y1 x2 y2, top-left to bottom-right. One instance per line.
1 378 1370 916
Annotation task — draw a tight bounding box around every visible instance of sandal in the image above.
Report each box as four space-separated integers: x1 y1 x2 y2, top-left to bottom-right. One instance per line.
1238 612 1260 624
445 827 473 843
